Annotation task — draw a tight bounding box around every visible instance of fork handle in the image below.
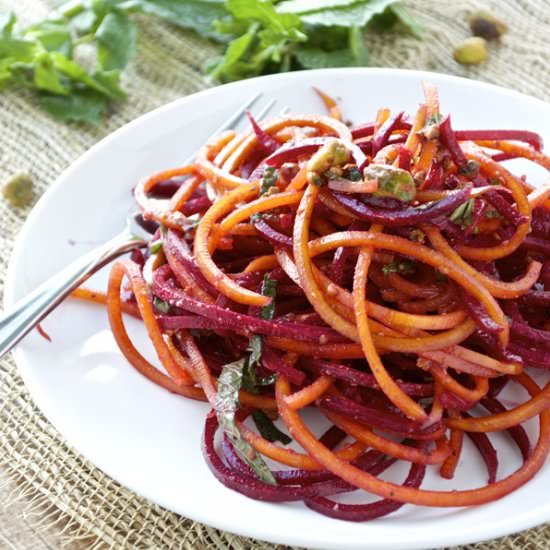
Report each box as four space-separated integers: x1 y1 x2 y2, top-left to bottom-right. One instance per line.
0 231 146 358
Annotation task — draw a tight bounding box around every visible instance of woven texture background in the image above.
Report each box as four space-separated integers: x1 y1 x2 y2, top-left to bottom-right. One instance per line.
0 0 549 548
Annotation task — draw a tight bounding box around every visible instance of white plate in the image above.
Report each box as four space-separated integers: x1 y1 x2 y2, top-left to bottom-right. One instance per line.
5 68 550 550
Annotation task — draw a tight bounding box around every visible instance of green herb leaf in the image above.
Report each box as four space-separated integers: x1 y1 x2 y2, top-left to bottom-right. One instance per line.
259 275 277 320
388 4 424 38
229 0 302 32
252 410 291 444
0 12 16 36
24 20 72 55
96 10 137 70
207 22 258 81
135 0 227 38
38 90 108 124
153 296 171 314
249 334 263 365
279 0 399 27
216 359 277 484
149 239 163 254
33 52 69 94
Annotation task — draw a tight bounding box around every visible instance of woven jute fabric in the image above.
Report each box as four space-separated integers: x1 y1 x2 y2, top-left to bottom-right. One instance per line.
0 0 549 548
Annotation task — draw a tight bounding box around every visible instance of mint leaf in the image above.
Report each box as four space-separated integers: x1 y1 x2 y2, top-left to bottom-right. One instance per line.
295 46 357 68
96 10 137 70
0 12 16 36
349 25 368 64
38 90 108 125
33 52 69 94
229 0 302 32
389 4 424 38
280 0 398 27
252 410 291 444
259 275 277 320
207 23 258 81
277 0 362 13
135 0 227 38
93 69 126 101
216 359 277 484
25 20 72 55
0 36 37 61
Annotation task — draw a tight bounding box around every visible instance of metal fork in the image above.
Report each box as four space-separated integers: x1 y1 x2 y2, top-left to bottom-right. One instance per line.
0 93 283 358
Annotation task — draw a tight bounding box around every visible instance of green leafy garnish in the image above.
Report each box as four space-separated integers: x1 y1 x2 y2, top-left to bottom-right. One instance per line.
149 239 163 254
260 166 279 196
449 198 475 227
216 358 277 484
458 160 480 177
364 163 416 202
153 296 171 314
252 410 291 444
382 260 415 275
243 275 277 392
259 275 278 320
0 1 421 123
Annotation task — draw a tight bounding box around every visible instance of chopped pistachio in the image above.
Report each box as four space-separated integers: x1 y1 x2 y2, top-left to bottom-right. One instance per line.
2 173 33 208
453 37 488 65
469 11 508 40
260 166 279 196
364 163 416 202
307 141 351 174
382 260 415 275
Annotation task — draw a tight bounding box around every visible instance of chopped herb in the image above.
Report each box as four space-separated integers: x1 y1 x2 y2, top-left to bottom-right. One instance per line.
216 358 276 484
382 260 415 275
458 160 480 177
242 276 278 392
488 177 502 186
449 198 475 227
241 356 259 393
149 240 163 254
259 275 278 320
252 410 291 445
153 296 171 314
249 334 263 365
260 166 279 196
347 167 362 181
364 163 416 202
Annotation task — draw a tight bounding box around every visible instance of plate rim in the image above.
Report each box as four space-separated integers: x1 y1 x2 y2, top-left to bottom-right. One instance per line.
4 67 550 550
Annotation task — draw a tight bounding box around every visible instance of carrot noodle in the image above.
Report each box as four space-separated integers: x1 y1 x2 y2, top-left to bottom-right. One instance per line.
75 84 550 521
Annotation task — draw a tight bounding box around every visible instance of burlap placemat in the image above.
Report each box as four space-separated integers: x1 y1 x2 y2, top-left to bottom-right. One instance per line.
0 0 549 548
